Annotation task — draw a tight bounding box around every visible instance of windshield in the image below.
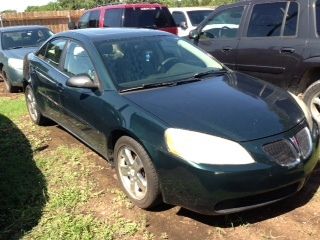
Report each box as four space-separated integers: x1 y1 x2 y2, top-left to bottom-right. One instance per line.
1 29 53 50
187 10 212 26
95 35 223 91
123 7 176 28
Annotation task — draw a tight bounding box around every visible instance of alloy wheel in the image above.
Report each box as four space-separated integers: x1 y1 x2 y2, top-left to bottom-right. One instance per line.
117 146 147 200
311 95 320 123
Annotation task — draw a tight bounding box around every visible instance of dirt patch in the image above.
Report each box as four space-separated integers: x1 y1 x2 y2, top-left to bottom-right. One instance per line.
2 82 320 240
0 81 22 99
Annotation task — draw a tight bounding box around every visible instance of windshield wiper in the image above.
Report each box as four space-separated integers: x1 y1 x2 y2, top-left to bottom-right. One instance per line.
193 69 228 79
120 81 176 93
119 70 227 93
120 78 202 93
8 46 23 50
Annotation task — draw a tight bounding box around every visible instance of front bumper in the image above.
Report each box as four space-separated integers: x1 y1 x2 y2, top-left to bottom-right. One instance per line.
154 123 320 215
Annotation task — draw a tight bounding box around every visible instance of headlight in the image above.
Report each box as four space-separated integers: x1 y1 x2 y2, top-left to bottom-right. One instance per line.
289 92 313 129
164 128 255 165
8 58 24 70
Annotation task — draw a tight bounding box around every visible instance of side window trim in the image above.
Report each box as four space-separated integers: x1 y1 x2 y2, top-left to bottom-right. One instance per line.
104 8 124 27
89 10 100 28
315 0 320 38
79 11 90 29
281 2 299 37
36 37 67 67
285 2 300 38
244 1 299 38
198 5 246 39
280 2 290 36
62 40 100 84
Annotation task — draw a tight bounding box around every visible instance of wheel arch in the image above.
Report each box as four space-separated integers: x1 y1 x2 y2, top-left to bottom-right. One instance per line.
296 67 320 94
107 128 148 161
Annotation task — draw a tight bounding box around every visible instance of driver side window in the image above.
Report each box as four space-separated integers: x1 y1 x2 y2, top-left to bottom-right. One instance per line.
63 42 97 81
200 6 244 39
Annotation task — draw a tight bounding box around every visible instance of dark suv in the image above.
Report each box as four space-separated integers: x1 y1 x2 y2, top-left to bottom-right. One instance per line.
190 0 320 122
70 3 177 35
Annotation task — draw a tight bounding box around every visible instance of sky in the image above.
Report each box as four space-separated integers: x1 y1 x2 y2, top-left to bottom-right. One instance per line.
0 0 54 12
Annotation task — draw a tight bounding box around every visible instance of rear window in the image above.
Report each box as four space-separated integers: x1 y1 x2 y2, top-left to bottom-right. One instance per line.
187 10 212 26
123 7 176 28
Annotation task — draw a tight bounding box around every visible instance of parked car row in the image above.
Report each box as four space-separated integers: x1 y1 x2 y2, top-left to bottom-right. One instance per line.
1 1 320 216
0 26 53 92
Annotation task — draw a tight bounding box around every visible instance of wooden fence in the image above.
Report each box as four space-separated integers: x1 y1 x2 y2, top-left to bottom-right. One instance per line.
0 10 85 33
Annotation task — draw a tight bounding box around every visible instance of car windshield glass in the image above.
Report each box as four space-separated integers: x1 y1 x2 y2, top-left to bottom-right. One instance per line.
123 7 176 28
187 10 212 26
95 35 223 91
1 29 53 50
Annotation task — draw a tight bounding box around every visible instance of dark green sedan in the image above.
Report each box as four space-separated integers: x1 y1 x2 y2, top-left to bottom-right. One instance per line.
23 28 319 215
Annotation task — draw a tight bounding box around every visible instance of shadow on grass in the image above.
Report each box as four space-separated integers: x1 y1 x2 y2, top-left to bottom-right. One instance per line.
176 163 320 227
0 114 47 239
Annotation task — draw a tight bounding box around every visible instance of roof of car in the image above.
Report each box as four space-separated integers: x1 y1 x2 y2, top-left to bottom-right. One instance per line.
0 25 49 33
90 3 168 10
57 28 172 42
169 7 214 12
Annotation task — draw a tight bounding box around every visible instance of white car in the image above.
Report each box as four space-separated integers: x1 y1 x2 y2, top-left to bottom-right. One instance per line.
170 7 214 37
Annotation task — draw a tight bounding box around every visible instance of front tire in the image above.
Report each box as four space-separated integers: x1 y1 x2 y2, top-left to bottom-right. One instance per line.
25 85 49 125
114 136 161 209
303 80 320 123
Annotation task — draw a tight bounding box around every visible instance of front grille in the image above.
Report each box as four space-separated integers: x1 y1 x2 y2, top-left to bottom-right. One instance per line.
295 127 312 159
263 140 299 167
214 182 301 212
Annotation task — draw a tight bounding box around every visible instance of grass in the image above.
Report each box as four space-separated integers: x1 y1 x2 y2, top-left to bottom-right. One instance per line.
0 96 149 239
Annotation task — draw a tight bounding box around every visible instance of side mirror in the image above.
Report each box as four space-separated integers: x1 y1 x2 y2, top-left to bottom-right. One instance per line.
189 29 200 39
68 21 77 30
66 75 98 89
179 21 188 30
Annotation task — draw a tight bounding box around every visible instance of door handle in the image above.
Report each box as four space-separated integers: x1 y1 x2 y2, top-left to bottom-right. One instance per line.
222 46 233 52
280 47 295 54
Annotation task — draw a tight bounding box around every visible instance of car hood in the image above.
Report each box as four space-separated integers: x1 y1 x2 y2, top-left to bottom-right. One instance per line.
4 47 38 59
123 72 304 142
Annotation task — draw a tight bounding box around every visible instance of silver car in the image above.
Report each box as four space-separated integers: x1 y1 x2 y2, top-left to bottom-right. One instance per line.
0 25 53 92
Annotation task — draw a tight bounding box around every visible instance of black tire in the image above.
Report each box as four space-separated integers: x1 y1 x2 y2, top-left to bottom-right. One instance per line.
303 80 320 123
25 85 49 126
1 71 19 93
114 136 161 209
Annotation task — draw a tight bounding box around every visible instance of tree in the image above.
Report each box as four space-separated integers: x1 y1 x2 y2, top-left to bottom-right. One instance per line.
25 0 238 12
26 2 62 12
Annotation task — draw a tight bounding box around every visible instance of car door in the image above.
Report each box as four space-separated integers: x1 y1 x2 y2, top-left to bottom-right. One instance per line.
236 1 305 88
59 41 106 153
192 5 246 69
171 11 189 36
31 38 67 122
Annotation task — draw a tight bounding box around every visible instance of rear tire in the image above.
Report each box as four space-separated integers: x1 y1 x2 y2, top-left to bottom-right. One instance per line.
1 71 19 93
25 85 49 125
303 80 320 123
114 136 161 209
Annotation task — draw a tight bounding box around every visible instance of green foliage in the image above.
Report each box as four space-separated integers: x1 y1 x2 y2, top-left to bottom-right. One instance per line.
25 0 238 12
26 2 62 12
0 97 26 120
